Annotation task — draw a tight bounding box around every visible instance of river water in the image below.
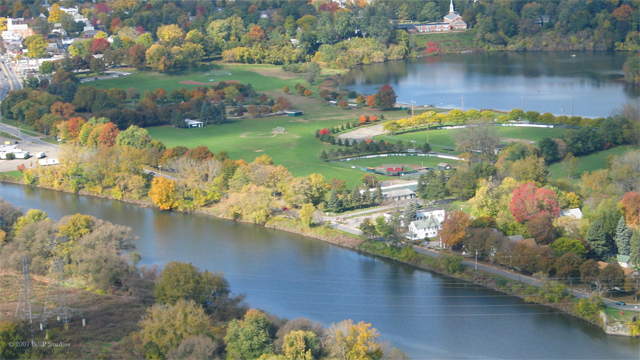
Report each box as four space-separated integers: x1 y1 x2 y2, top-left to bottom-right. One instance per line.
1 183 638 359
344 52 640 118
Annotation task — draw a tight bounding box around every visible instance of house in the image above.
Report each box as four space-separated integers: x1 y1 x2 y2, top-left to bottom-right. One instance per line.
184 119 204 128
560 208 583 219
416 208 446 222
383 189 416 201
407 213 446 241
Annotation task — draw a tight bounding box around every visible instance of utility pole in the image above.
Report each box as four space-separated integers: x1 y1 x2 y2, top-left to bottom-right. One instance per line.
475 250 478 271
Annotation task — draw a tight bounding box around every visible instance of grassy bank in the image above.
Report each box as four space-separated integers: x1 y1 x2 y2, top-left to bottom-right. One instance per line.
549 145 638 179
412 31 476 54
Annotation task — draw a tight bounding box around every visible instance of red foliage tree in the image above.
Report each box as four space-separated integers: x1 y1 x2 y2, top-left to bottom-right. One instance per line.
358 115 369 124
425 41 440 54
90 38 110 54
318 128 330 135
620 192 640 228
66 117 86 140
98 122 120 147
247 25 265 42
374 84 397 109
612 4 634 22
509 182 560 223
366 95 376 107
186 146 214 161
369 115 378 122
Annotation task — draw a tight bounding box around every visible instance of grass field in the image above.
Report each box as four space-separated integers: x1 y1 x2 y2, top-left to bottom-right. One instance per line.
549 145 638 179
91 64 306 93
333 155 459 170
412 31 476 53
377 127 568 153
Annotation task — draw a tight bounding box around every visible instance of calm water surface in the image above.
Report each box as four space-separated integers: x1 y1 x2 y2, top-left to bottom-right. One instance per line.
344 52 640 117
1 183 639 359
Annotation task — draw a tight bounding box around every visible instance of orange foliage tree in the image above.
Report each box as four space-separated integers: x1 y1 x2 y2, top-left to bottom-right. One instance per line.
509 182 559 223
56 117 86 142
358 115 369 124
149 177 178 210
620 192 640 228
50 101 75 118
440 210 471 249
98 122 120 147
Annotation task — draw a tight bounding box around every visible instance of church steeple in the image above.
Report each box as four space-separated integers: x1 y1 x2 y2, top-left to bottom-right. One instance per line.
449 0 455 13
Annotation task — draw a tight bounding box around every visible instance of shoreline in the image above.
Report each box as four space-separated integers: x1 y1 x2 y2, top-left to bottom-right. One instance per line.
2 177 637 337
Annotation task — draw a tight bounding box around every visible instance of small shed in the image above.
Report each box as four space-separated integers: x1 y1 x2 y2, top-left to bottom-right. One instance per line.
284 110 304 117
185 119 204 128
437 162 452 170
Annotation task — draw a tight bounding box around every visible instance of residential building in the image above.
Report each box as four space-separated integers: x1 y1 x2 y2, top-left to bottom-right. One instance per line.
560 208 583 219
185 119 204 128
407 209 446 240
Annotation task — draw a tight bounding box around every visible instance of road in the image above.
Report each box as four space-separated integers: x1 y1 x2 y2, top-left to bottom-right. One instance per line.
0 61 57 172
413 246 639 312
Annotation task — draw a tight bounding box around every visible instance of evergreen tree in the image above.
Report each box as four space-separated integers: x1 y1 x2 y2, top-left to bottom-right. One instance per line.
374 185 384 204
327 190 343 212
403 200 420 222
614 217 632 255
586 218 613 259
351 187 362 208
418 171 448 201
630 230 640 268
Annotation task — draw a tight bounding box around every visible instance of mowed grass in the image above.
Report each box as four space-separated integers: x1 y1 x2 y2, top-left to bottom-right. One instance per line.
91 64 305 93
148 97 411 185
377 127 568 153
412 31 476 52
549 145 638 179
333 156 459 170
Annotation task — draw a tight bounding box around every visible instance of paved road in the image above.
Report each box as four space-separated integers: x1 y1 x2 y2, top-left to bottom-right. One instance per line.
413 246 639 312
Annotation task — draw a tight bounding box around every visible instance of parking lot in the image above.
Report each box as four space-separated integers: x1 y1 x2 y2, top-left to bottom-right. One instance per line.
0 125 59 173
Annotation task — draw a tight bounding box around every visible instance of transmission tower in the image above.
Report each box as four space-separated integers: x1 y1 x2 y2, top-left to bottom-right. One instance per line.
39 258 72 330
15 256 33 324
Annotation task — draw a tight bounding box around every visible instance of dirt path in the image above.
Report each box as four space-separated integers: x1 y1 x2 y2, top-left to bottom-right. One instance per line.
337 124 387 141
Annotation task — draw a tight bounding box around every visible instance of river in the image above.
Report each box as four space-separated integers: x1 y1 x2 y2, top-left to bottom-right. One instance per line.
344 52 640 118
1 183 638 359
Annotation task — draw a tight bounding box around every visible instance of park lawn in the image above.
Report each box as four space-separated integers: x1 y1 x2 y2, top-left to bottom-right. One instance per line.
412 31 476 53
549 145 638 179
90 63 306 93
377 127 568 153
333 155 460 170
148 98 410 186
0 170 22 181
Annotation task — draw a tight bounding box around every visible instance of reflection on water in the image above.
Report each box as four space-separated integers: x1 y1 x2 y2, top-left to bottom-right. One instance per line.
1 183 639 359
344 52 639 117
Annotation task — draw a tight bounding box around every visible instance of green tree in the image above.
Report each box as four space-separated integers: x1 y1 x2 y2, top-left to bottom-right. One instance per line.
550 237 587 257
359 218 377 239
598 263 625 292
614 217 632 256
418 171 448 201
419 2 440 22
630 230 640 268
224 309 275 360
374 85 396 110
0 321 27 359
24 34 47 58
154 261 231 307
138 299 212 359
12 209 48 235
586 218 612 259
299 203 315 228
116 125 152 149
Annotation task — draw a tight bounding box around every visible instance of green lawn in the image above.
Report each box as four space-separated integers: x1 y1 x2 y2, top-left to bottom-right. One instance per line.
549 145 638 179
412 31 476 53
90 64 306 93
377 126 568 153
333 155 459 170
0 170 22 181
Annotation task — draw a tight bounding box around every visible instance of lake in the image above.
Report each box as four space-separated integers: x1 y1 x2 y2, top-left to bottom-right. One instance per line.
1 183 639 359
344 52 640 118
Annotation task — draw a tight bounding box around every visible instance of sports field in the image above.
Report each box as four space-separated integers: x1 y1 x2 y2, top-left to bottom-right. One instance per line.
376 126 568 153
549 145 638 179
333 156 459 170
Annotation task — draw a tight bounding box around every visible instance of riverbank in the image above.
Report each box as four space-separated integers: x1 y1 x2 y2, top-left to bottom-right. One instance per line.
3 176 638 338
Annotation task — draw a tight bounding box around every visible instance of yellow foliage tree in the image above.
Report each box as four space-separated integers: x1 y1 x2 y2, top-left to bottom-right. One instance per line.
299 203 315 228
149 177 178 210
327 320 383 360
48 3 63 23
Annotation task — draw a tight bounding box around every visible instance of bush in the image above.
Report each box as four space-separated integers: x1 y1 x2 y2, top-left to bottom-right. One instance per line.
574 297 603 321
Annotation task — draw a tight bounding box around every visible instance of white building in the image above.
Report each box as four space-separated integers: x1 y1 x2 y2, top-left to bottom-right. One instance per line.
406 209 446 240
560 208 583 219
185 119 204 128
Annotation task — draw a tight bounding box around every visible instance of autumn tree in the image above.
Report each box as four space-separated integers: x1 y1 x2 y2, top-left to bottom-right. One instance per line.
440 211 471 249
116 125 152 149
24 34 47 58
620 192 640 229
299 203 315 228
509 182 559 223
373 85 396 109
157 24 185 46
326 320 383 360
56 116 87 142
149 177 178 210
50 101 75 118
47 3 63 23
138 299 213 359
282 330 321 360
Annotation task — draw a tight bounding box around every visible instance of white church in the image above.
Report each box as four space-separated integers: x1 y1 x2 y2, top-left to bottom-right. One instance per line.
404 0 468 33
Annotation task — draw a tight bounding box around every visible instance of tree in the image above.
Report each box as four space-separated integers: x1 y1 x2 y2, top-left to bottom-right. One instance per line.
48 3 63 23
374 85 396 109
224 309 275 360
614 217 632 256
586 218 613 259
580 260 601 289
620 192 640 228
326 320 383 360
149 177 178 211
157 24 185 46
445 168 477 200
440 211 471 249
0 321 27 359
550 237 587 257
509 183 560 223
138 300 212 359
419 2 440 22
24 34 47 58
598 263 625 292
97 122 120 147
630 230 640 268
116 125 152 149
282 330 320 360
554 253 583 281
154 261 231 307
299 203 315 228
455 125 500 161
90 38 110 54
507 156 548 183
526 213 556 245
359 218 377 239
417 171 448 201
